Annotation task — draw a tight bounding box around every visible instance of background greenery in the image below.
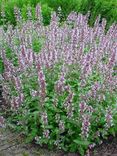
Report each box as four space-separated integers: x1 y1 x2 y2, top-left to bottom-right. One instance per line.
0 0 117 28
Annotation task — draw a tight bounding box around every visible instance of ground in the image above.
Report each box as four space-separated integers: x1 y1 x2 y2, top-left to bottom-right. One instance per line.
0 127 117 156
0 127 59 156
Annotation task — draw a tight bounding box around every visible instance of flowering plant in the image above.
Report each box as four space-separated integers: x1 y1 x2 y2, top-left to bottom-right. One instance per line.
0 5 117 155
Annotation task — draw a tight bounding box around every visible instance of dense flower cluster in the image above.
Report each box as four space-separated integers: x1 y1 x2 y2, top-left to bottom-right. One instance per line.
0 5 117 155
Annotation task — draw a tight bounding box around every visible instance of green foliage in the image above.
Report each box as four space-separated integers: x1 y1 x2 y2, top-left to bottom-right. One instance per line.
0 57 4 74
87 0 117 28
0 0 52 26
0 0 117 28
5 63 117 155
5 45 19 67
41 3 53 25
42 0 82 19
32 38 42 53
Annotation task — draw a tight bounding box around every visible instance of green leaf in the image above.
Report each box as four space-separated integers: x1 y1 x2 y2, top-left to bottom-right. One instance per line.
73 139 90 146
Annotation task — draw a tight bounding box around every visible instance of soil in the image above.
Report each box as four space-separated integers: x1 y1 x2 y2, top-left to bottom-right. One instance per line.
90 136 117 156
0 127 117 156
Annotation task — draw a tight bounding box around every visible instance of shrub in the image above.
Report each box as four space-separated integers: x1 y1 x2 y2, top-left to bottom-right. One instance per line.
0 5 117 155
0 0 117 28
86 0 117 29
0 0 53 26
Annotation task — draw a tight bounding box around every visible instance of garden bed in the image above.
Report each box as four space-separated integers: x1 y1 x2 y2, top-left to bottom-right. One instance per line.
0 5 117 156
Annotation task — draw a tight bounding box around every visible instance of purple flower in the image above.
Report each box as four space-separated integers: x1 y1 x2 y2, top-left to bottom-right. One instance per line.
81 114 91 138
0 116 5 128
105 107 113 129
12 76 22 92
43 129 50 139
41 112 48 126
30 90 38 97
35 4 42 23
59 120 65 132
